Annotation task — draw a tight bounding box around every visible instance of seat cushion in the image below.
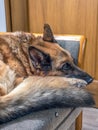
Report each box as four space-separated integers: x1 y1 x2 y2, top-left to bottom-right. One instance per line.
1 108 73 130
0 108 82 130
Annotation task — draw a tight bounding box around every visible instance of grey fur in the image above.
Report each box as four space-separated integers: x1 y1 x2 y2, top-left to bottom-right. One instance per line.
0 83 94 124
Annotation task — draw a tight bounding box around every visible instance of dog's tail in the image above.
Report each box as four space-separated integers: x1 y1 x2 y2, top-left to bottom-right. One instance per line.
0 77 94 124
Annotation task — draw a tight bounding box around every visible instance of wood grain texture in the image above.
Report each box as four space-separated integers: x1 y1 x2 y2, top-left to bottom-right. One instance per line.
75 112 82 130
28 0 98 79
5 0 29 32
83 108 98 130
95 19 98 79
4 0 11 31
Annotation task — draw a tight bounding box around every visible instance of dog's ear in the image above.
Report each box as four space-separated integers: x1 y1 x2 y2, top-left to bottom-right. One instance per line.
29 46 52 72
43 24 57 43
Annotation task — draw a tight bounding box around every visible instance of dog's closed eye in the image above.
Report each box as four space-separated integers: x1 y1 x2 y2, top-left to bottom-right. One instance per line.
62 62 72 70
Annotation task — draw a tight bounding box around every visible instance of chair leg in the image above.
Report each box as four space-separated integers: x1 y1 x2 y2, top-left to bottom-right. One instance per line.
75 112 83 130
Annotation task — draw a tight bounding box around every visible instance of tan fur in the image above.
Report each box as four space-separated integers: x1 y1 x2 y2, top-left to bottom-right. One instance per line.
0 31 79 97
0 60 15 95
0 32 73 77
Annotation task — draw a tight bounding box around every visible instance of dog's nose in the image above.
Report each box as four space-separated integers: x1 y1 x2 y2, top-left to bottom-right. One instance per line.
82 74 93 84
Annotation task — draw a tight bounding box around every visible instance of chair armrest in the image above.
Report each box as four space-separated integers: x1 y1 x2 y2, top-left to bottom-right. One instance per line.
86 80 98 108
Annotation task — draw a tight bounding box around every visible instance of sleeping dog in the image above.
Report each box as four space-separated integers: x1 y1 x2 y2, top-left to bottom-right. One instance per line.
0 24 94 124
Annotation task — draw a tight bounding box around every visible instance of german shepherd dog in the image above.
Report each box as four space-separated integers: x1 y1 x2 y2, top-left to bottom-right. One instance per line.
0 24 94 124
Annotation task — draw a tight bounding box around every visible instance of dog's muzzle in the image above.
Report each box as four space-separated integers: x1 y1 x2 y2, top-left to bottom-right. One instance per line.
66 73 93 84
66 65 93 84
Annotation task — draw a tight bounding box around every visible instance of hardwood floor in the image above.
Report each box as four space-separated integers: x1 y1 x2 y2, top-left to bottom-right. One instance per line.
82 108 98 130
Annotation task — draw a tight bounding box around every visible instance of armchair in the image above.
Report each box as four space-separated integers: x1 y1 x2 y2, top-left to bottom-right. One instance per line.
0 34 97 130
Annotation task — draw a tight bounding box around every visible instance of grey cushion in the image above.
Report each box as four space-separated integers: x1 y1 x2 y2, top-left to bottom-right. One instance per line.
1 108 73 130
57 40 80 64
0 108 82 130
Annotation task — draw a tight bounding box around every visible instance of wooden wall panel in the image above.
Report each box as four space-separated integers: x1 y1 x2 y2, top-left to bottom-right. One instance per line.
28 0 98 79
5 0 29 32
4 0 11 31
96 30 98 78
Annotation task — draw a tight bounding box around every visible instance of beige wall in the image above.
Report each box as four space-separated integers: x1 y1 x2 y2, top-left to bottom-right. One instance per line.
5 0 98 79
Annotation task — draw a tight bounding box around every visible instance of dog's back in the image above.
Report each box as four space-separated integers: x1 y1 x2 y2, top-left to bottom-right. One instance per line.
0 33 35 77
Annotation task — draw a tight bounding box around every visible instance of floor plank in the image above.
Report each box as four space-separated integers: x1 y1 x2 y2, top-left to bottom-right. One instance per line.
82 108 98 130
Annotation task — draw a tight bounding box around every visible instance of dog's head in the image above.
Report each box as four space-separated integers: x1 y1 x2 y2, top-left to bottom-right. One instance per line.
28 24 93 84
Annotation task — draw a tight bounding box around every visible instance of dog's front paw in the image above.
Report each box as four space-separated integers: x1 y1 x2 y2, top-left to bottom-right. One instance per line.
65 78 87 88
73 80 87 88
